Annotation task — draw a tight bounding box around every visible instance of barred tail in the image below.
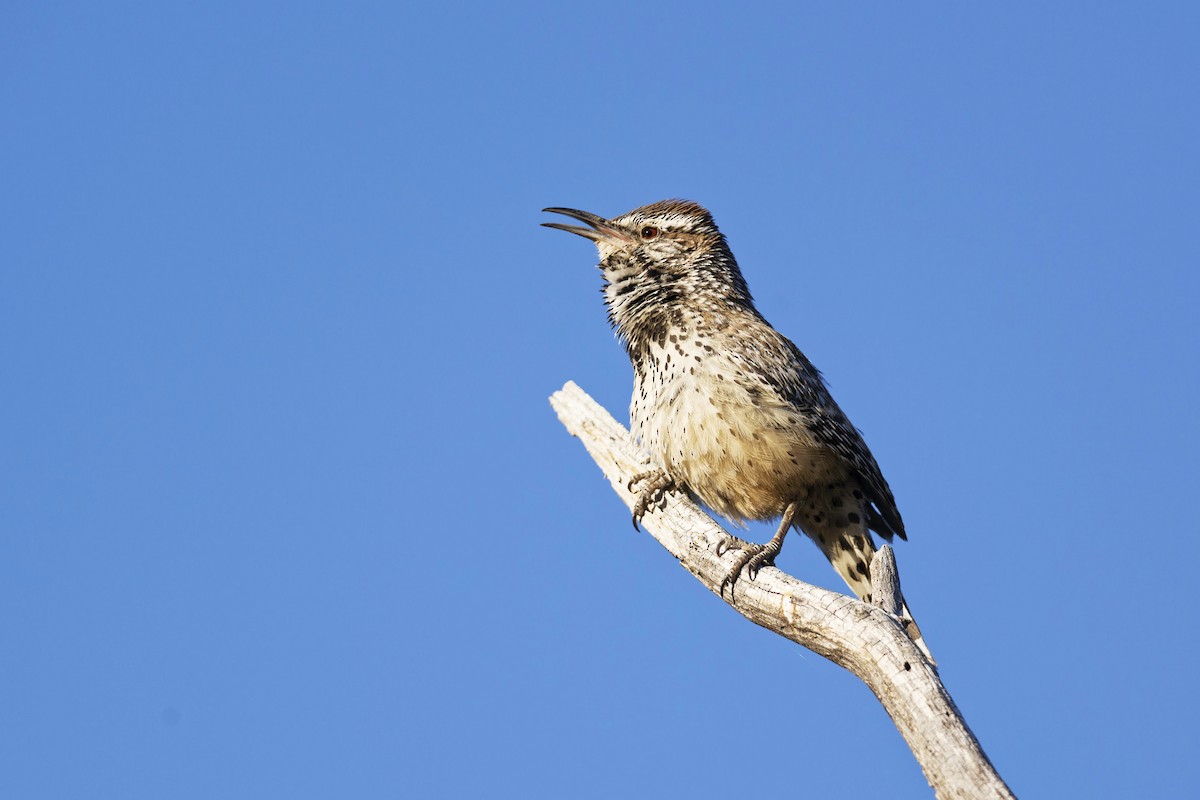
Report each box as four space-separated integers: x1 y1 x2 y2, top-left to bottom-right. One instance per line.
807 526 934 664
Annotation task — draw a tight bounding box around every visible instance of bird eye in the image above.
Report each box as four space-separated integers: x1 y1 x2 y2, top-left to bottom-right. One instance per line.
640 226 659 240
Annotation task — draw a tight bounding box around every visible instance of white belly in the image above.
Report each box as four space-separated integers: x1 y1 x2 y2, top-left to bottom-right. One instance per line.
630 341 836 522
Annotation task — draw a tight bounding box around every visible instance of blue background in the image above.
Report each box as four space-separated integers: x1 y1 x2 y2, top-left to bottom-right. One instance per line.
3 3 1197 797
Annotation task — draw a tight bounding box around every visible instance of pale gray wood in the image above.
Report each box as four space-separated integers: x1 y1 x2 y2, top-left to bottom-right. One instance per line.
872 544 904 617
550 380 1015 800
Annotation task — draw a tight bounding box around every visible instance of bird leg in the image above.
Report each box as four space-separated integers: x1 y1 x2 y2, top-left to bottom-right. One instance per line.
627 469 675 531
718 501 801 597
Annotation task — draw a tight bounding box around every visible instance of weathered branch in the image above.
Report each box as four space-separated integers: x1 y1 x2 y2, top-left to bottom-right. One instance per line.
550 380 1015 800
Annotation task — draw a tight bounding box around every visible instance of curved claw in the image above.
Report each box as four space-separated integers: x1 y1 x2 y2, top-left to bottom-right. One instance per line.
717 541 780 597
716 503 797 599
719 566 745 598
718 570 733 597
626 469 675 532
627 469 658 493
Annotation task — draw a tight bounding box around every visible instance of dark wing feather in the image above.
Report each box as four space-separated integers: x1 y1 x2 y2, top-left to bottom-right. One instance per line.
746 327 907 541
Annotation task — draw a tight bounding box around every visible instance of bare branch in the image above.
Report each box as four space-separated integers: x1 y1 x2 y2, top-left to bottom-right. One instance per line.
550 380 1015 800
872 544 904 617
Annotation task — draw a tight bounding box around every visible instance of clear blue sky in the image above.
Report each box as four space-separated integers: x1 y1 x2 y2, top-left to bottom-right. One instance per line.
3 3 1197 798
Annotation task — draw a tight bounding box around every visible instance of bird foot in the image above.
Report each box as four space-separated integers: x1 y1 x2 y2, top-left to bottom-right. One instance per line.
627 469 675 530
717 538 783 597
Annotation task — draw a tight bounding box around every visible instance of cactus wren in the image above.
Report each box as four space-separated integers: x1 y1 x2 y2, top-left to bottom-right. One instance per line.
543 200 928 654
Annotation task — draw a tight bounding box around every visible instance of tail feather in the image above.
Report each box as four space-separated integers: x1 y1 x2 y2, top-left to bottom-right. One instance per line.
807 525 934 664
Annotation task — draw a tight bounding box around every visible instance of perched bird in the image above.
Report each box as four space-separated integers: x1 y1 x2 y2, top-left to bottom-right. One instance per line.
543 200 929 657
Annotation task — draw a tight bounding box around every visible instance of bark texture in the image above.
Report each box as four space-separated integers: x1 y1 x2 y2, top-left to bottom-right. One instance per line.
550 380 1015 800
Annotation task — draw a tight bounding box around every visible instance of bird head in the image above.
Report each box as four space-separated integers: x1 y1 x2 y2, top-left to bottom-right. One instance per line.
542 200 753 344
542 199 721 270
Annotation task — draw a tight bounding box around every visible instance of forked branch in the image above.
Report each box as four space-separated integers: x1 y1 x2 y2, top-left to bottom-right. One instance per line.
550 381 1015 800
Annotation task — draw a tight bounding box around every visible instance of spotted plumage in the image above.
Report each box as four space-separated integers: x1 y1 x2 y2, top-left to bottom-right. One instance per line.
543 200 929 659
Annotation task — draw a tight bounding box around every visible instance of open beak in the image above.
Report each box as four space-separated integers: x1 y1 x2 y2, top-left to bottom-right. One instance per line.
541 207 631 244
